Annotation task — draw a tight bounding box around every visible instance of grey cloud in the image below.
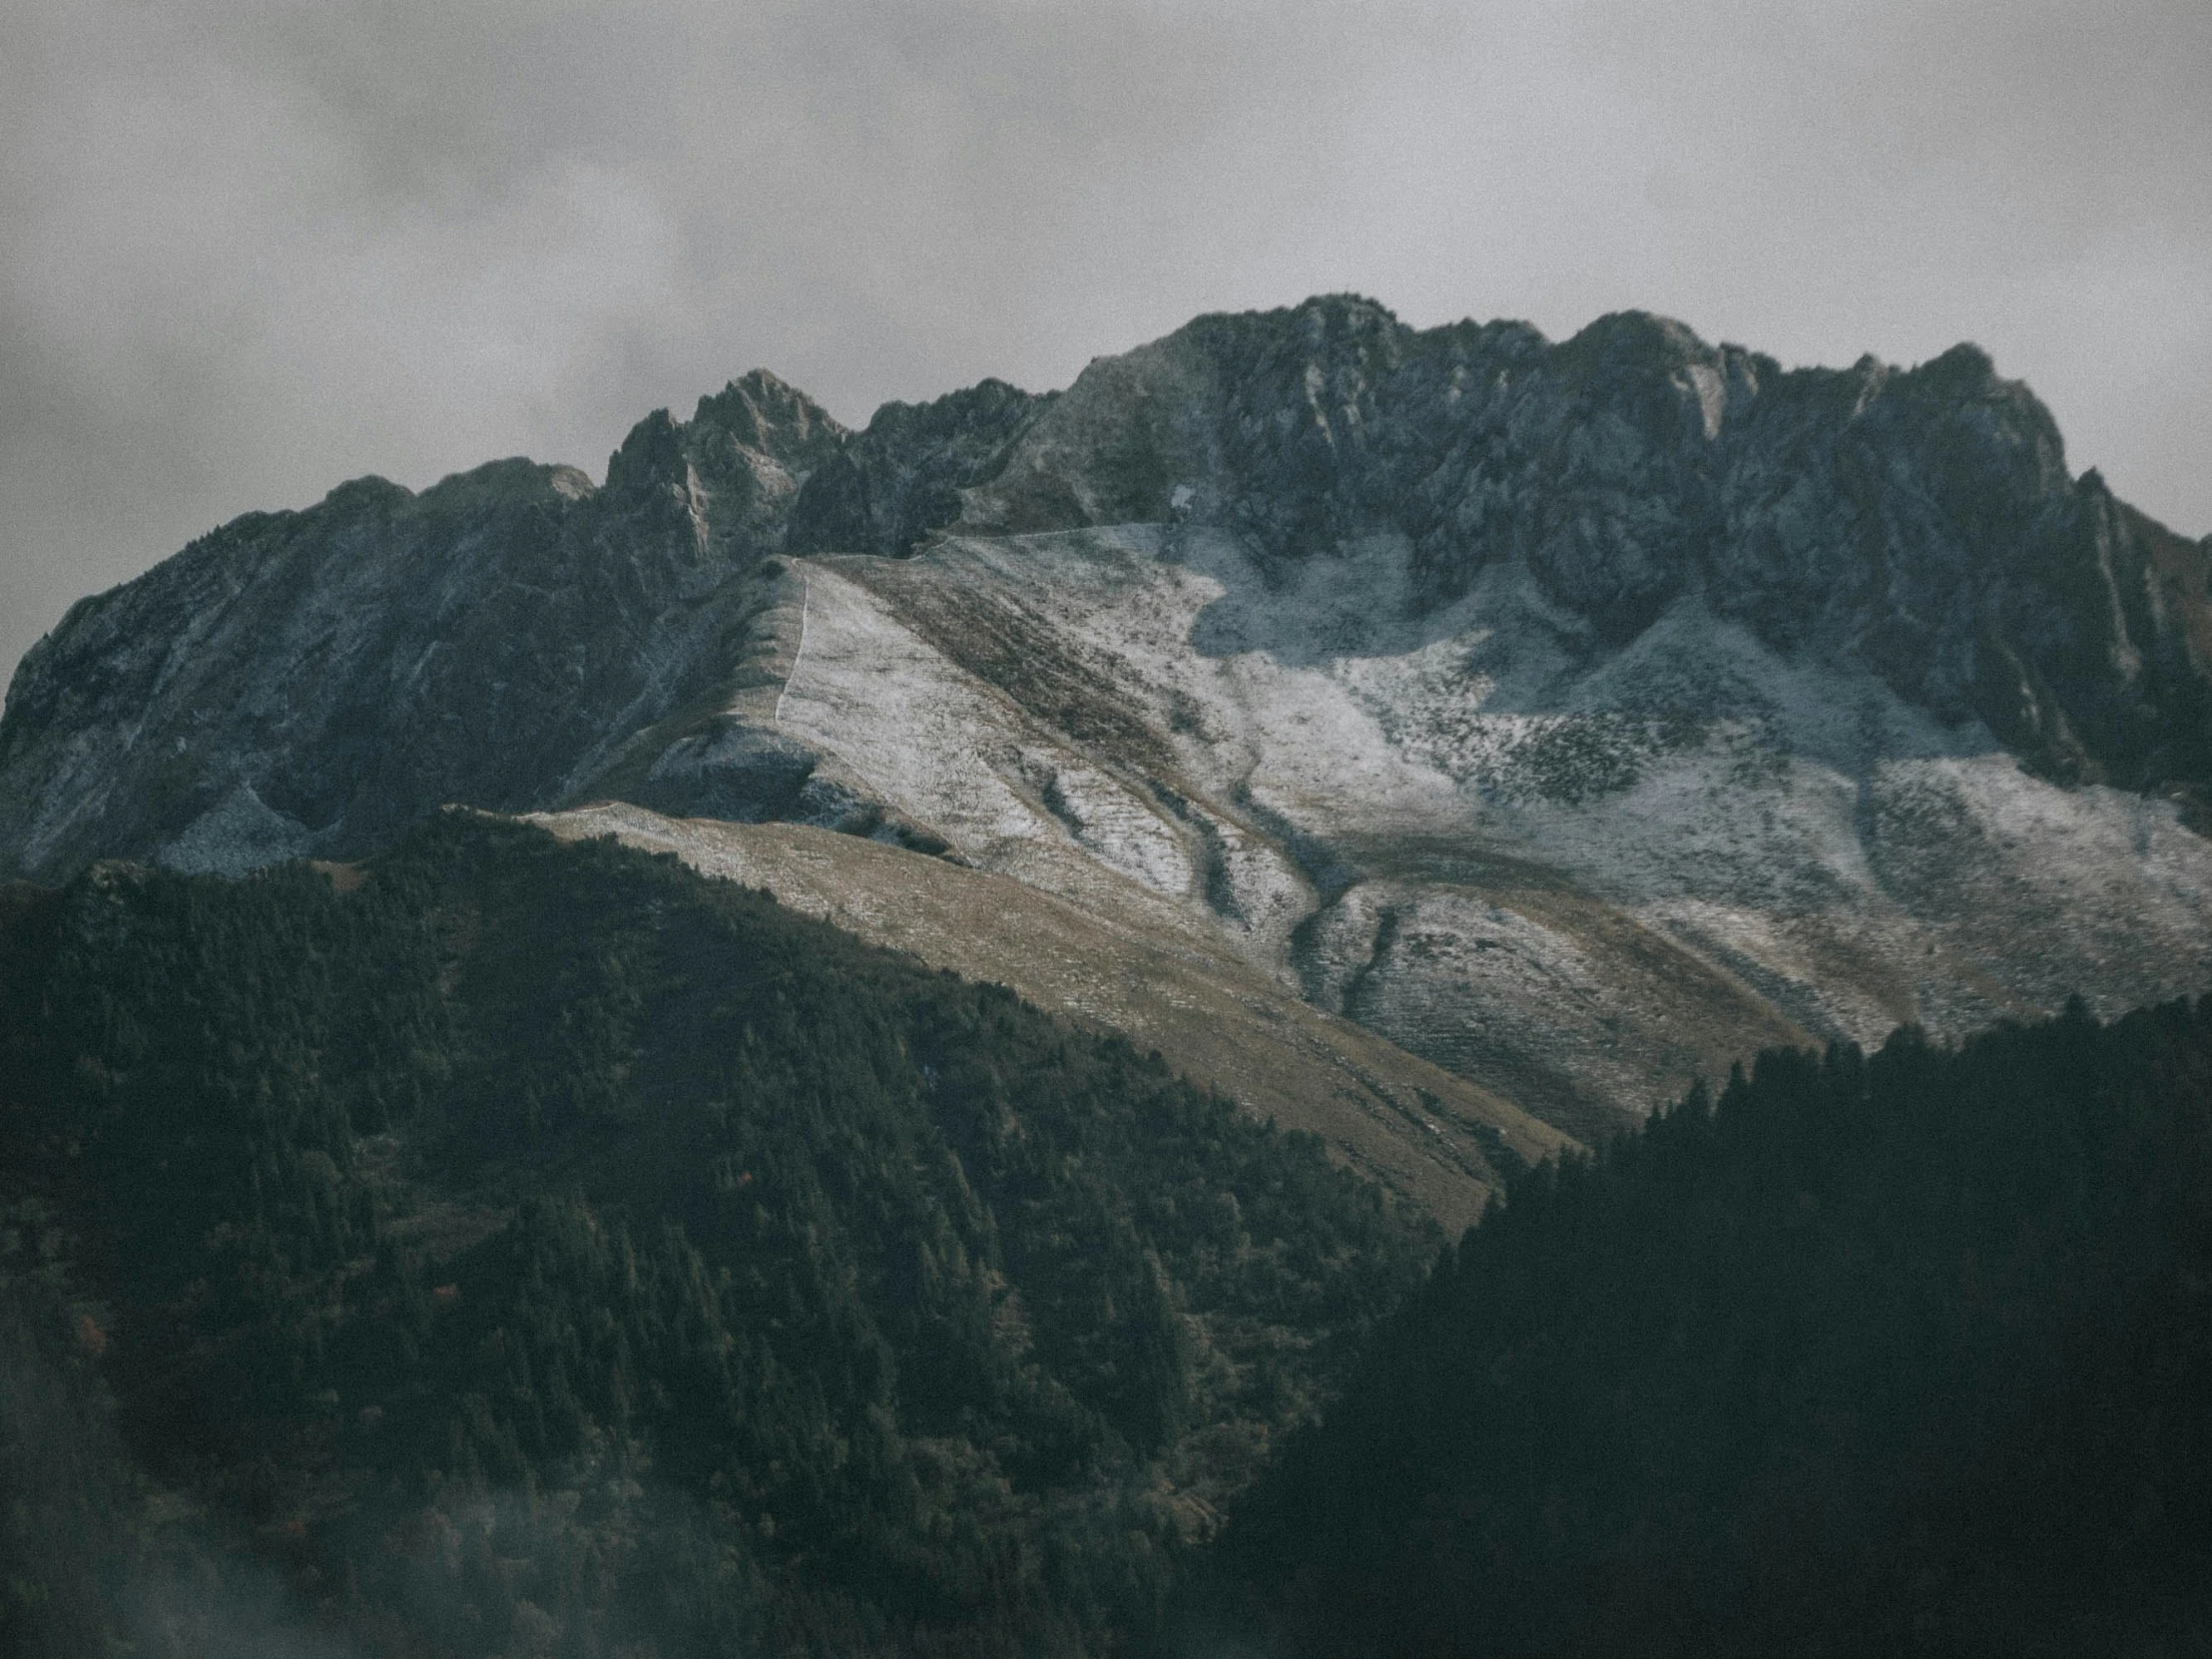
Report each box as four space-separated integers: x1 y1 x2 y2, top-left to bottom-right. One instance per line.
3 0 2206 693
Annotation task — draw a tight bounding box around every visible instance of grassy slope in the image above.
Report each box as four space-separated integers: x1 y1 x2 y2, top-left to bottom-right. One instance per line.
529 803 1571 1230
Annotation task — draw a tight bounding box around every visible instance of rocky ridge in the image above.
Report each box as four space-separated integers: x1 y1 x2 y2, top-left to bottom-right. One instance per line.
5 294 2211 1143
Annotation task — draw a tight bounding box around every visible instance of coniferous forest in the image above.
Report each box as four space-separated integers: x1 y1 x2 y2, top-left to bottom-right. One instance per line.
4 815 2211 1655
0 814 1431 1657
1222 1001 2212 1656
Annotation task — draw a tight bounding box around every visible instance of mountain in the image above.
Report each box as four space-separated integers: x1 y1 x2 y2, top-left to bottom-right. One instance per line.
7 294 2212 1139
0 813 1434 1657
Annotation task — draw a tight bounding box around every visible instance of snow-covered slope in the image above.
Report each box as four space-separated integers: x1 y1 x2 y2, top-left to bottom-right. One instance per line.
633 521 2212 1139
7 295 2210 1141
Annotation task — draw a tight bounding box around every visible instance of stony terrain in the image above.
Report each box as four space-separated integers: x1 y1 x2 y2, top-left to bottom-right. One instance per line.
700 523 2212 1140
6 294 2210 1145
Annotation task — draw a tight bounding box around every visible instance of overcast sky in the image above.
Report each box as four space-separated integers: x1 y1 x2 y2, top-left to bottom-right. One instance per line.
3 0 2207 691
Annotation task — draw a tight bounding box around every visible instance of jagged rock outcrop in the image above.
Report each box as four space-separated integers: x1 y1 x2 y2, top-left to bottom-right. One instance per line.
787 377 1050 560
5 295 2210 1140
0 371 842 878
955 298 2212 800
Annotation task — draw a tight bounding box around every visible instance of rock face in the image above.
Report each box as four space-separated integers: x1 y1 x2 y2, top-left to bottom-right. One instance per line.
0 369 844 878
953 301 2212 800
6 295 2211 1141
787 377 1050 562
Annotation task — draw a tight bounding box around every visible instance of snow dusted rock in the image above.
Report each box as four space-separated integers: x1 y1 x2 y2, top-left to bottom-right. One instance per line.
5 295 2211 1141
0 372 838 879
788 377 1050 561
774 524 2212 1140
954 298 2212 803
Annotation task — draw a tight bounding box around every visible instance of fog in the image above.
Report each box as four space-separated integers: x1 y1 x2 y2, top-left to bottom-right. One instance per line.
4 0 2206 687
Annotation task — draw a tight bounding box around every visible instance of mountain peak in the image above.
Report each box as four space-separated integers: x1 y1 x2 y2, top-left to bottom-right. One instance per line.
316 473 414 513
1559 307 1716 364
692 368 847 468
1917 337 2000 385
417 456 597 510
4 295 2211 1149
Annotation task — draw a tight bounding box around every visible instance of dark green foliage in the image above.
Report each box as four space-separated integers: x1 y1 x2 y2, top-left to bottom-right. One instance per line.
0 1201 137 1658
1221 1001 2212 1657
0 816 1431 1656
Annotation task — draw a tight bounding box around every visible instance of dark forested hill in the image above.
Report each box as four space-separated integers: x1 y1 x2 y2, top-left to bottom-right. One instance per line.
0 814 1432 1658
6 768 2210 1659
1217 1000 2212 1657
